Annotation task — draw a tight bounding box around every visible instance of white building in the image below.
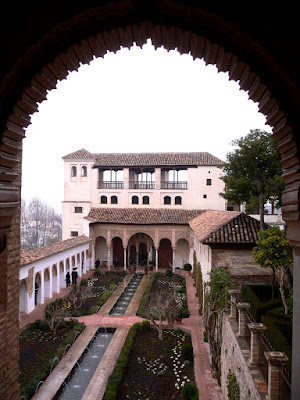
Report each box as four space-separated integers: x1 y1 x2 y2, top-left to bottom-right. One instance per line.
62 149 237 240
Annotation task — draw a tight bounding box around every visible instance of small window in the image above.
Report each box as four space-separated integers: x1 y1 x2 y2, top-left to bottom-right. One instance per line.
71 166 77 177
142 196 150 205
71 231 78 237
203 194 207 199
206 179 212 185
164 196 171 205
132 196 139 205
75 207 83 213
101 195 108 204
81 166 87 177
111 195 118 204
175 196 182 205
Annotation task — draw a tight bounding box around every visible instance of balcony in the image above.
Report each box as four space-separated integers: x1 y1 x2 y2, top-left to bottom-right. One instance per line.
129 181 155 189
98 181 124 189
161 181 188 190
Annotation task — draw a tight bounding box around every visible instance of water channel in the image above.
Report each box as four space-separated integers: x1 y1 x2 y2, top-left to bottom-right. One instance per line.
109 273 143 315
52 273 143 399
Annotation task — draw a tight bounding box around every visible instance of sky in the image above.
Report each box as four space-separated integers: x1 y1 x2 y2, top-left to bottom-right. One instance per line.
22 39 271 213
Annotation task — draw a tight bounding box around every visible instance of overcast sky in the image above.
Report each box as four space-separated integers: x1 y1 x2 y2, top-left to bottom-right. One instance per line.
22 39 271 213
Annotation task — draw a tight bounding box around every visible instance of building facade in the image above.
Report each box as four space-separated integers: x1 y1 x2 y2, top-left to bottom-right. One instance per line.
62 149 237 240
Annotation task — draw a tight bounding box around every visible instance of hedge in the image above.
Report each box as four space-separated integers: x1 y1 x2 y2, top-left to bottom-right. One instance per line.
241 284 282 322
136 273 157 317
103 321 150 400
261 315 292 373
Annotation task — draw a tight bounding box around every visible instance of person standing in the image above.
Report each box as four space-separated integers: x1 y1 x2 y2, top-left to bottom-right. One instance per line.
95 258 100 269
71 268 78 285
65 271 71 288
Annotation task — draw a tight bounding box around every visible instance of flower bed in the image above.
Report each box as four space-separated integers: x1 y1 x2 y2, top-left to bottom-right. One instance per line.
64 270 126 317
19 318 85 400
104 323 196 400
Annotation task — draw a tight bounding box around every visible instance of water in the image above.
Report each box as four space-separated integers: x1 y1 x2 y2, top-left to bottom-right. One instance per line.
53 329 114 400
109 274 143 316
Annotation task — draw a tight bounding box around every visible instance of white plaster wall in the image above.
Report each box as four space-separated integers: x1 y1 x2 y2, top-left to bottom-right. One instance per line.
174 239 190 269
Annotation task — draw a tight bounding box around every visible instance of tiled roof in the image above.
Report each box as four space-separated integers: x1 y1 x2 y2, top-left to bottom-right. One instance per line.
86 208 204 225
62 148 95 160
63 149 224 167
189 210 260 244
20 236 91 266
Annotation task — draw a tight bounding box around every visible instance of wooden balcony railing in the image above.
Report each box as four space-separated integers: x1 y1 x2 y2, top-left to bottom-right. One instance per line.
98 181 124 189
160 181 188 190
129 181 155 189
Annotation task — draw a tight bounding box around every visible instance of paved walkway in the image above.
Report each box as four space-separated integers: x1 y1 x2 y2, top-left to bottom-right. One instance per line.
25 271 223 400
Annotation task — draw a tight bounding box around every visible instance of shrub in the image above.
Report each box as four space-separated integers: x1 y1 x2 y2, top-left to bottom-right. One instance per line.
137 273 157 317
181 343 193 361
182 382 198 400
226 369 240 400
183 263 192 272
165 269 173 277
80 278 88 286
94 268 101 276
30 319 50 331
141 320 151 331
182 308 190 318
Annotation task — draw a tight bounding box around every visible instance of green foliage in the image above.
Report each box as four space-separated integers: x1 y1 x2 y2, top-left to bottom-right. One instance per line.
181 343 193 361
287 288 293 315
136 273 157 317
94 268 101 276
241 284 282 322
182 382 199 400
165 268 173 277
253 226 293 271
30 318 50 331
220 129 285 225
80 278 88 286
183 263 192 271
207 267 234 312
226 369 240 400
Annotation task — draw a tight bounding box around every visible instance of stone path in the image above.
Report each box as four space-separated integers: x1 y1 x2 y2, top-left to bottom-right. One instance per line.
21 271 223 400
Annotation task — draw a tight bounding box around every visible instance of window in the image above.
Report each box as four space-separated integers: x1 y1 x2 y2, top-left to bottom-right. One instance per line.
71 166 77 177
142 196 150 205
74 207 83 213
81 166 87 177
227 206 234 211
71 231 78 237
175 196 182 205
111 195 118 204
132 196 139 205
203 194 207 199
101 195 108 204
164 196 171 205
206 179 212 185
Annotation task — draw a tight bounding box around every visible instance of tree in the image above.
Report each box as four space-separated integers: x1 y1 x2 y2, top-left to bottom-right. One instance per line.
147 288 182 340
252 226 293 313
220 129 285 228
21 197 62 249
204 267 234 377
44 298 65 336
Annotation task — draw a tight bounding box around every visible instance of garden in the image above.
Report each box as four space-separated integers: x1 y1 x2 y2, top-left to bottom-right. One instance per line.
104 322 198 400
19 318 85 400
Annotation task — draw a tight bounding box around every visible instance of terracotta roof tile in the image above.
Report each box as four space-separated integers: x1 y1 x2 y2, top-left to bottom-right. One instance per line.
189 210 261 244
20 235 91 267
85 208 204 225
63 150 224 167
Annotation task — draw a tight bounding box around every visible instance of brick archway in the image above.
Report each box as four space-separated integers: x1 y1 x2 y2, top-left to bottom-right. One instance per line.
1 3 300 399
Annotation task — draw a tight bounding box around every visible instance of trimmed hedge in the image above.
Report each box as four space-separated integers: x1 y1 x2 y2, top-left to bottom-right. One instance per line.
241 284 282 322
136 273 157 317
103 321 150 400
262 315 292 373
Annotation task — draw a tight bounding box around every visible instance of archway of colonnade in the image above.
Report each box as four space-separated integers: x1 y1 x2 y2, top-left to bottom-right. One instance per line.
1 2 300 399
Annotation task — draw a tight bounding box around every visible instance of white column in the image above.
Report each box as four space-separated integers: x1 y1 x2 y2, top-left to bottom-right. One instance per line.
124 168 129 190
123 247 127 269
83 252 87 274
56 264 60 293
155 167 161 189
189 248 194 269
107 246 111 270
49 267 53 298
40 272 44 304
63 259 67 288
172 248 175 271
155 248 159 271
91 243 95 270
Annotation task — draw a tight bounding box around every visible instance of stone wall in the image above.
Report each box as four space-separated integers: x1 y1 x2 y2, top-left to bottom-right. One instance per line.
220 315 265 400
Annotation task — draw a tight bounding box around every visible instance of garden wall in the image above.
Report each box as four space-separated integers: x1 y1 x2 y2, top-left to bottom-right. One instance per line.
220 315 265 400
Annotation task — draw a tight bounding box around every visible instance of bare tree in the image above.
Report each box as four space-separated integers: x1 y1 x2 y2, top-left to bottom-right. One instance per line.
147 288 182 340
21 197 62 249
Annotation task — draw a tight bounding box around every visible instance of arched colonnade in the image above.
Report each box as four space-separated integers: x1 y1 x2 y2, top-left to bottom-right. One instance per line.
90 224 193 270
